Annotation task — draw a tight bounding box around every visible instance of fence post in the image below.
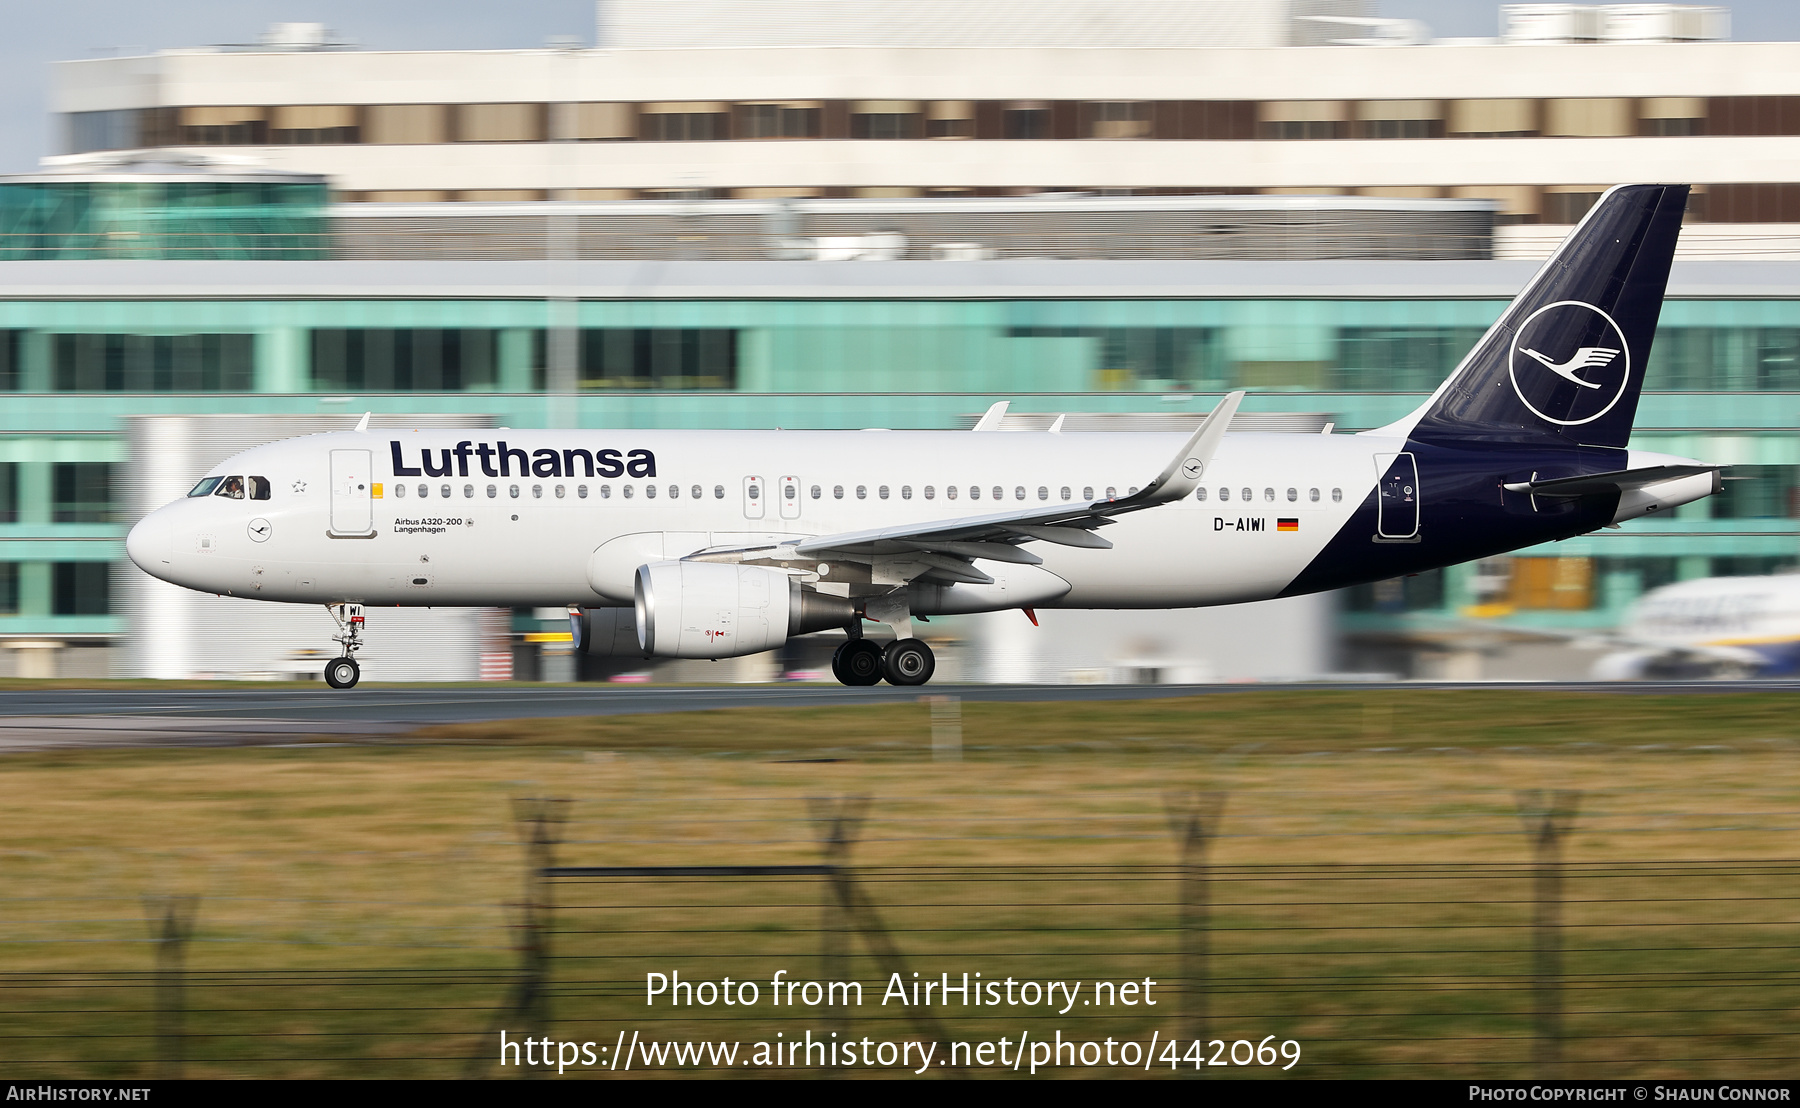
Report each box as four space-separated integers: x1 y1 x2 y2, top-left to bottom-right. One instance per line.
1164 790 1226 1063
1516 789 1579 1078
141 894 197 1079
808 795 868 1037
924 695 962 762
512 796 570 1071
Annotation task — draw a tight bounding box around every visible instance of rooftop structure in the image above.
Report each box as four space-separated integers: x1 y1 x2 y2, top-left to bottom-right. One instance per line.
46 6 1800 226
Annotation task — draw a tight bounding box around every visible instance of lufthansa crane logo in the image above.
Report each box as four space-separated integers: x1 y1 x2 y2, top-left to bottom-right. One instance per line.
1508 300 1632 427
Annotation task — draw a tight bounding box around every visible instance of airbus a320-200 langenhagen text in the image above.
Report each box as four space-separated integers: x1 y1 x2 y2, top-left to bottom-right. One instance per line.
127 185 1720 689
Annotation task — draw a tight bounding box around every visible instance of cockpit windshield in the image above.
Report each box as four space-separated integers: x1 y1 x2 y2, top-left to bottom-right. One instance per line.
187 477 224 498
215 476 246 500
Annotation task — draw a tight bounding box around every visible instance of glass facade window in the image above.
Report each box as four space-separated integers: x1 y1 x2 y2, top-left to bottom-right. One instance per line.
1336 327 1487 391
53 463 113 523
642 112 726 141
52 561 109 616
0 180 328 260
577 329 737 390
1646 329 1800 390
1346 568 1446 613
738 104 820 139
311 329 499 391
1711 556 1800 577
0 463 16 522
1003 108 1051 140
851 112 921 140
52 334 253 391
0 331 19 391
0 563 17 614
1711 466 1799 519
1007 326 1222 390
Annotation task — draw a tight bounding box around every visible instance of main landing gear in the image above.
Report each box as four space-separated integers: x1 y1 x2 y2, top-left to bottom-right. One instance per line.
324 603 365 689
831 636 936 687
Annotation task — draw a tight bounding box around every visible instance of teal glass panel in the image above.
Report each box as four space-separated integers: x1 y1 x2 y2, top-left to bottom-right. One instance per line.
576 329 736 390
311 329 501 391
51 462 112 523
0 180 328 260
51 561 108 615
1710 465 1798 519
50 334 253 391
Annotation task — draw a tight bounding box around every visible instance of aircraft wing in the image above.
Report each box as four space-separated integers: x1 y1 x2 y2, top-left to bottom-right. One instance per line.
691 392 1243 584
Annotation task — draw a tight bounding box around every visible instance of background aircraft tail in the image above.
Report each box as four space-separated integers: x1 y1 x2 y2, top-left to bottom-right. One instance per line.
1392 183 1689 450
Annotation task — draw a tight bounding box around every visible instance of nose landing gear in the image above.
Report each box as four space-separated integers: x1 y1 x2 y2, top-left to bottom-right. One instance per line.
324 603 365 689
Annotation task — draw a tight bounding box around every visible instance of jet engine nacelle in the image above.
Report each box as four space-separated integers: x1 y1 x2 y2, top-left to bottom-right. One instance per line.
634 561 856 659
570 606 641 657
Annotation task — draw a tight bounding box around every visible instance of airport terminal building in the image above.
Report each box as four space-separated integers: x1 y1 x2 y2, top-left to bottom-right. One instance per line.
5 2 1799 680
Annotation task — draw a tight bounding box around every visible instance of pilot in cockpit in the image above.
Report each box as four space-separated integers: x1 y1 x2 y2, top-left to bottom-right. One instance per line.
218 475 245 499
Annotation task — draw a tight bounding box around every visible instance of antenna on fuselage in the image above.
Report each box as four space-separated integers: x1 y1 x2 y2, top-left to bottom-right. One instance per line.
354 412 371 432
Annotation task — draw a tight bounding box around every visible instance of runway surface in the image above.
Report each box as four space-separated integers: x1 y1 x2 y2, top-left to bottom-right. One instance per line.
0 680 1795 751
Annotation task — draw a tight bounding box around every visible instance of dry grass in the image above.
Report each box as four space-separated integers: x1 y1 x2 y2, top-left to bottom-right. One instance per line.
2 687 1798 1078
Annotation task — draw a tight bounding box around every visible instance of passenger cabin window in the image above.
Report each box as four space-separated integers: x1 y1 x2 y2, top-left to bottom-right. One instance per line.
1332 488 1343 502
214 476 246 499
833 485 844 499
1195 488 1207 501
714 485 725 499
901 485 912 500
1083 486 1093 500
879 486 890 500
1309 488 1320 502
248 476 271 500
188 477 224 497
693 485 703 499
395 484 407 498
577 485 587 498
925 486 935 500
811 485 821 499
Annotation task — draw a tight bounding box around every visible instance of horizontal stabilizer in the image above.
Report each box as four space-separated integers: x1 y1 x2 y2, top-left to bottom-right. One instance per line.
1503 464 1722 498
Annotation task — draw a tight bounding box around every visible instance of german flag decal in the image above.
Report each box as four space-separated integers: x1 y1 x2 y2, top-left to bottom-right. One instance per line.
1277 518 1299 532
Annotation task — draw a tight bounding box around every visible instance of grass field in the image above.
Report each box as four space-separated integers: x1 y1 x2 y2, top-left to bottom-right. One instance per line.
2 688 1798 1078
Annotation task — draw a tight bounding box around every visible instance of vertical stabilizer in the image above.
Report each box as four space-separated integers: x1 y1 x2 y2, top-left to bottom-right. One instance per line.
1385 184 1688 449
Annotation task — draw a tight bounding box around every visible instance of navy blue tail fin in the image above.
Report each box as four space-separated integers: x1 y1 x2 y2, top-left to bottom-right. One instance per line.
1400 184 1688 450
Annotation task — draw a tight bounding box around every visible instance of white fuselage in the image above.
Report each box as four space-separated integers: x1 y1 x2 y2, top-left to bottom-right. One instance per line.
127 428 1388 610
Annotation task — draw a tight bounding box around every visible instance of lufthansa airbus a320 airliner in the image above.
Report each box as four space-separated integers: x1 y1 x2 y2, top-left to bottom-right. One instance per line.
127 184 1719 689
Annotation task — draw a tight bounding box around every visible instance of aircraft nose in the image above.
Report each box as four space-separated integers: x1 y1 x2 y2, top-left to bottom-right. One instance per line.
126 511 171 573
